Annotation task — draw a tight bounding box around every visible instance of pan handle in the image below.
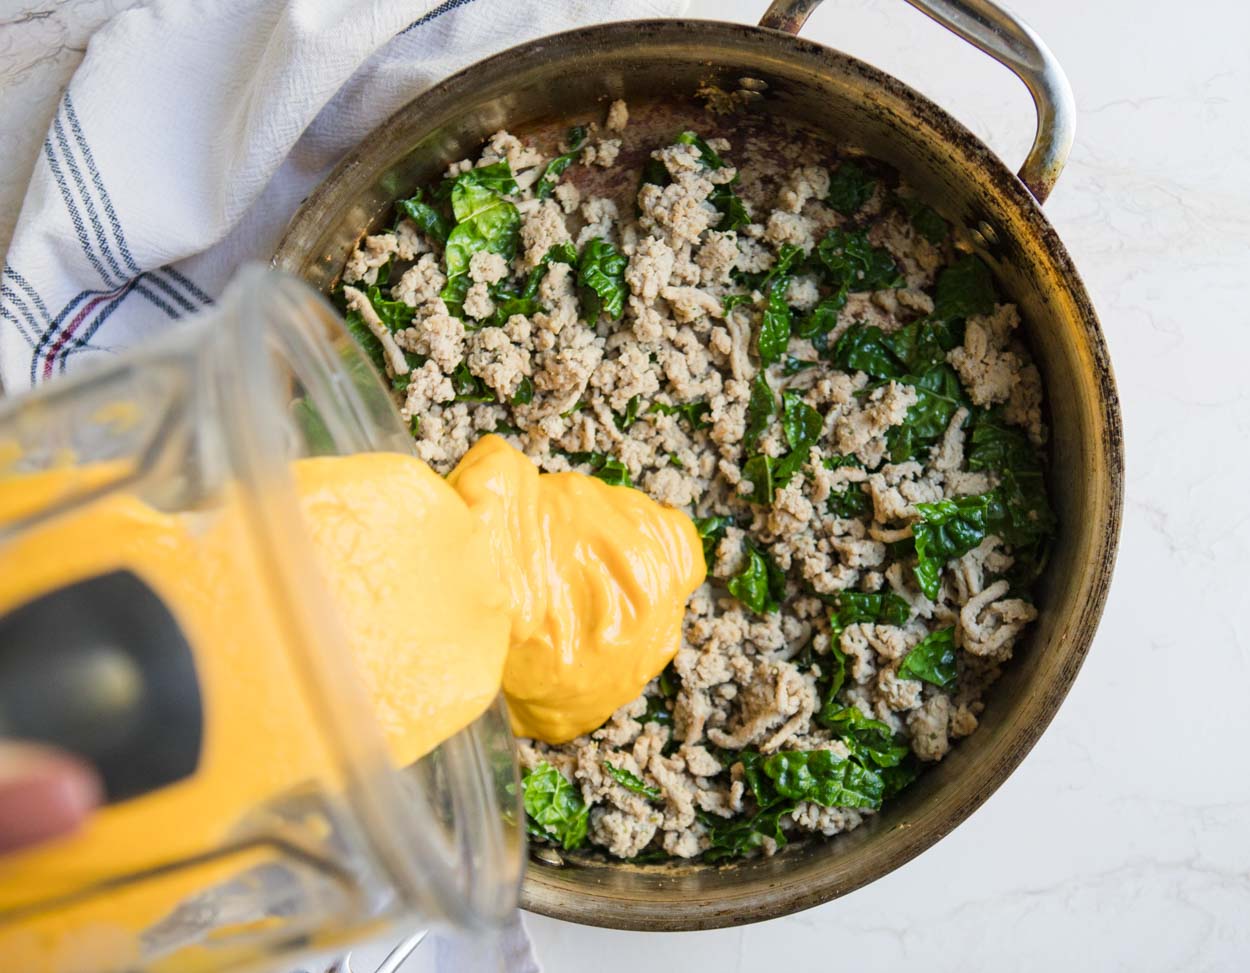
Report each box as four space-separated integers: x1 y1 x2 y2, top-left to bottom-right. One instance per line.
759 0 1074 203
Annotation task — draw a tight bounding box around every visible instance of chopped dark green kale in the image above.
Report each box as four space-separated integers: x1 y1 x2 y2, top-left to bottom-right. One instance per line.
819 706 910 769
648 399 712 430
440 162 521 315
793 291 847 342
726 539 786 614
396 188 450 243
693 515 733 572
676 130 751 230
899 196 948 244
932 253 997 322
826 160 877 216
535 126 589 199
910 493 1001 599
577 237 628 321
756 748 885 810
816 228 903 294
897 627 957 687
604 761 661 801
614 394 643 430
741 454 776 506
885 364 970 463
563 450 634 488
451 361 495 403
743 372 776 453
825 590 911 640
511 376 535 405
522 762 588 850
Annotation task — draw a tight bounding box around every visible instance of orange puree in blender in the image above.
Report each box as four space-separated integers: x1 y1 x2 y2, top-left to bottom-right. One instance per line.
0 435 702 971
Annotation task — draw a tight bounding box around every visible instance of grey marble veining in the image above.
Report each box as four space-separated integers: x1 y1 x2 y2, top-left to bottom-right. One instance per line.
0 0 142 257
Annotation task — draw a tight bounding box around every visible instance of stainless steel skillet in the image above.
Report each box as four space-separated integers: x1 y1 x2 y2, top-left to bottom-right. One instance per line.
274 0 1123 931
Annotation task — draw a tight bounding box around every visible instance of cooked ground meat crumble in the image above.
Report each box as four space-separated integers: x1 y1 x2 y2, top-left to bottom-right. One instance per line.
337 98 1054 863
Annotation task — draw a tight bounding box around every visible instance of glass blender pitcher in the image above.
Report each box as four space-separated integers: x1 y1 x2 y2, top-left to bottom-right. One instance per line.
0 266 523 972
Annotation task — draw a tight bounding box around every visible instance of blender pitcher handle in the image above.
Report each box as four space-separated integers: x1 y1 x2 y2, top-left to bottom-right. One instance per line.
758 0 1076 203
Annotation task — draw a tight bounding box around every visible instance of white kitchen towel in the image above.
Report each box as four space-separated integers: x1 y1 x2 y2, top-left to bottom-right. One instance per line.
0 0 689 393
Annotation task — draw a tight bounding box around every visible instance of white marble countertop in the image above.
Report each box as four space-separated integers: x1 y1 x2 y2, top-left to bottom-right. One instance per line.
3 0 1248 969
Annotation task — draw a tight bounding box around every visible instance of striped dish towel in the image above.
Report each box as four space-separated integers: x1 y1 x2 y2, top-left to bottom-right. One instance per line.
0 0 688 394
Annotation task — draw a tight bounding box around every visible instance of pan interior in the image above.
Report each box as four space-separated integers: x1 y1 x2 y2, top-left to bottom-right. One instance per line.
274 20 1121 931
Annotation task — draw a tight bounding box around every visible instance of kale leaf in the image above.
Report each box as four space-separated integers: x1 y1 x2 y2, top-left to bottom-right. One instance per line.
783 355 818 375
535 126 589 199
758 275 792 366
343 308 387 374
816 228 903 294
704 741 894 860
743 372 776 453
897 626 957 687
828 483 871 518
967 409 1055 571
726 539 786 614
522 761 589 850
911 493 1000 598
826 161 876 216
752 243 804 293
483 242 578 329
820 706 910 768
451 361 495 403
769 389 823 489
741 454 776 506
341 283 415 375
815 592 913 725
291 398 335 456
604 761 661 800
819 637 848 706
367 284 416 331
794 291 847 342
676 131 727 167
563 450 634 487
511 375 534 405
760 748 885 810
577 237 628 321
899 196 948 244
906 409 1054 595
701 805 789 863
711 184 751 231
440 164 521 315
675 130 750 231
885 363 969 463
880 759 920 799
825 590 911 640
831 324 906 379
649 399 712 430
389 351 428 394
882 317 964 373
396 188 450 243
932 254 996 322
781 389 822 452
448 160 519 197
742 243 803 367
693 515 732 572
614 394 643 430
642 694 673 727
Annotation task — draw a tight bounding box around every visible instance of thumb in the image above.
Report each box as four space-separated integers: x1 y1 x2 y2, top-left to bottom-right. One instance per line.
0 742 102 855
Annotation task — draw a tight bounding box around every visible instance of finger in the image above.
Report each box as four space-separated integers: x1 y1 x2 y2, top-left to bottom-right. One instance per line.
0 742 103 854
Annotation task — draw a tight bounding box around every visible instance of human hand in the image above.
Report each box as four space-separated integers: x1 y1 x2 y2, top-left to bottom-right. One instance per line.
0 742 102 854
